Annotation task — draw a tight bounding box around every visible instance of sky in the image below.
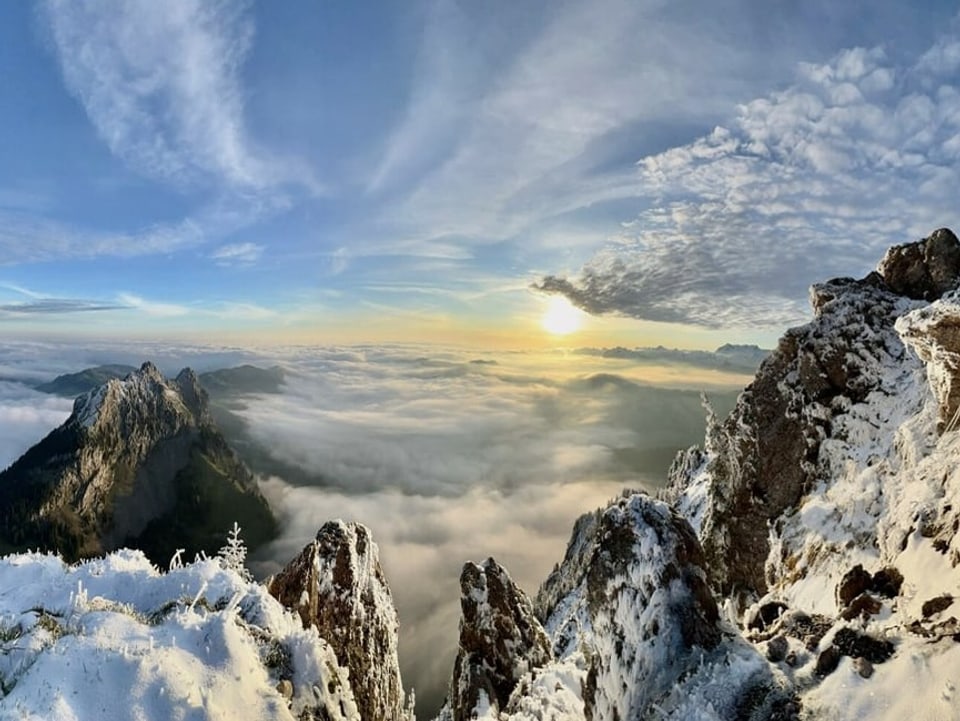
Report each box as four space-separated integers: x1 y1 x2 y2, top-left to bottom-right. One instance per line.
2 0 959 348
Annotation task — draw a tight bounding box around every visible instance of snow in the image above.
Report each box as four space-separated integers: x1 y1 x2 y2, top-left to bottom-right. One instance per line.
0 549 358 721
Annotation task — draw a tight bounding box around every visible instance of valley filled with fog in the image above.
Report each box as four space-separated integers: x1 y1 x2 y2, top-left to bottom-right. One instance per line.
0 340 756 710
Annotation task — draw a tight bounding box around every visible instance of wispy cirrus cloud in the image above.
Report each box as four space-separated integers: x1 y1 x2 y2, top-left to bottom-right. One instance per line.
369 0 851 257
538 35 960 328
0 299 124 315
116 293 191 318
210 242 264 266
40 0 306 191
0 283 126 316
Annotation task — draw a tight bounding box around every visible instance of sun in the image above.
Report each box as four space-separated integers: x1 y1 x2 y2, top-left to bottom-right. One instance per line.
541 296 583 335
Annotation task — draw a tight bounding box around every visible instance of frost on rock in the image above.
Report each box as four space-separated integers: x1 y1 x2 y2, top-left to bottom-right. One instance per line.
667 257 930 600
513 494 785 721
267 520 412 721
445 558 552 721
662 228 960 719
896 295 960 433
0 549 359 721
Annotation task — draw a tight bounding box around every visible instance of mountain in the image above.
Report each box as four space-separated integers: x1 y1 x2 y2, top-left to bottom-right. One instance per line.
267 521 414 721
4 229 960 719
34 363 286 401
0 362 276 564
34 364 137 396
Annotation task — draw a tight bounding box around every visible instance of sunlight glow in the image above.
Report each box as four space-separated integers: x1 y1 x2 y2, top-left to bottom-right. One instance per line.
541 296 584 335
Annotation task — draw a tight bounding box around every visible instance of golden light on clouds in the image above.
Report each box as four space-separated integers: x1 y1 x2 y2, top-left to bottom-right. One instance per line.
541 296 584 335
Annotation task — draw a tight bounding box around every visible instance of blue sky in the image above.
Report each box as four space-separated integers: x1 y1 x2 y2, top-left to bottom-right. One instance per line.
2 0 959 347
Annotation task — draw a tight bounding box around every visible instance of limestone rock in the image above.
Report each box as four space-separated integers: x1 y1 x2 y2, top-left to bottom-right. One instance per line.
267 521 411 721
0 362 275 563
449 558 552 721
897 299 960 432
877 228 960 301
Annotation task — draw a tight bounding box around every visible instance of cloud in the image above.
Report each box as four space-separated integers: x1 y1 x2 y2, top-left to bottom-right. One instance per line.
225 344 744 713
210 242 264 266
0 381 73 470
0 193 290 265
0 299 125 315
0 339 750 713
116 293 191 318
537 36 960 328
39 0 301 191
367 0 861 261
0 284 125 316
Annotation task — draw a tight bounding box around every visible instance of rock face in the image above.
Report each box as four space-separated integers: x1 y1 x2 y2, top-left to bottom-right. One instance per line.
448 558 552 721
435 494 785 721
896 298 960 432
0 362 276 563
876 227 960 300
267 521 411 721
664 229 960 598
659 230 960 718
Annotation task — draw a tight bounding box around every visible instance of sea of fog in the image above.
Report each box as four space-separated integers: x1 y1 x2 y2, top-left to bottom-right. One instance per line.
0 341 753 713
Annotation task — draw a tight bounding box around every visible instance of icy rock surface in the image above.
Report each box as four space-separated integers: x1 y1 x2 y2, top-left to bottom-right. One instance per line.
438 494 785 721
665 229 960 719
267 520 412 721
0 549 359 721
446 558 552 721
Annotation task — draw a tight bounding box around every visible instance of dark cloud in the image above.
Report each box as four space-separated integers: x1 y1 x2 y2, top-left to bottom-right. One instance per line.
0 299 126 314
537 36 960 328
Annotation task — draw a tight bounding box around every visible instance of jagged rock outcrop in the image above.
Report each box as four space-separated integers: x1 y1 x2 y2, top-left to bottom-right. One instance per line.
876 227 960 300
658 229 960 718
435 494 785 721
896 297 960 432
447 558 551 721
666 229 960 599
267 521 412 721
0 362 276 563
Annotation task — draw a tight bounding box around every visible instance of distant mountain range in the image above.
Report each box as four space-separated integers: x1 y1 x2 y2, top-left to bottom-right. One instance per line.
574 343 770 374
34 362 287 399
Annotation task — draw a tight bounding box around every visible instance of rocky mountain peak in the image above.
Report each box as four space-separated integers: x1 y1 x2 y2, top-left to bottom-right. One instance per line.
447 557 552 721
668 247 929 598
877 227 960 300
267 520 411 721
0 362 275 564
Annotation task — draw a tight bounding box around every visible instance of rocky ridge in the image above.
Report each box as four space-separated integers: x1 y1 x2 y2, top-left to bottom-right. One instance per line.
424 228 960 720
3 231 960 719
0 362 276 563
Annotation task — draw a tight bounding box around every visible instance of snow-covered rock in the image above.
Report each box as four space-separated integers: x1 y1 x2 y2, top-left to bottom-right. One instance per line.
666 228 960 719
267 520 413 721
442 558 551 721
0 549 359 721
438 494 790 721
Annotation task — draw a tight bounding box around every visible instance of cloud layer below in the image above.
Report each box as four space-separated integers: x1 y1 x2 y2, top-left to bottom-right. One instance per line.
0 341 750 712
